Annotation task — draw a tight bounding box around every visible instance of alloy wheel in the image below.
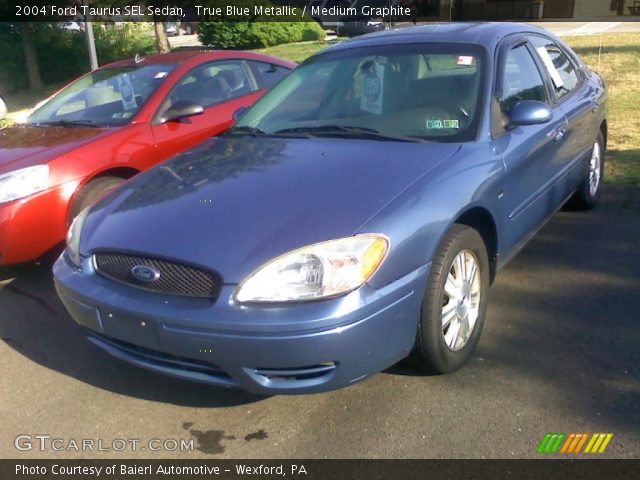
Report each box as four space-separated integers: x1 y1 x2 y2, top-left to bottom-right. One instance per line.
589 141 601 197
442 249 482 351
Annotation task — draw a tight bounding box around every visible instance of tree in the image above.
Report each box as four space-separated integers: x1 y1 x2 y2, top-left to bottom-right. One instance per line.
153 19 170 53
19 23 43 90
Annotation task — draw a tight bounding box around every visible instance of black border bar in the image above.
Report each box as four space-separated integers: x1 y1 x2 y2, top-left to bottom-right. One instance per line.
3 459 640 480
2 1 640 23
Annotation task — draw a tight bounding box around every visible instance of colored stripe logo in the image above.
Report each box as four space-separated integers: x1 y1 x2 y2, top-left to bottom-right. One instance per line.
537 433 613 454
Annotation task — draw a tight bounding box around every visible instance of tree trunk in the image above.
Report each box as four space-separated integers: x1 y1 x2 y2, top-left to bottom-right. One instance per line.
154 20 171 53
20 23 43 91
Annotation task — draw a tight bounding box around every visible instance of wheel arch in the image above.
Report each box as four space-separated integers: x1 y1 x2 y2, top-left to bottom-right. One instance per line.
92 166 140 181
65 166 141 223
454 206 499 283
599 119 608 151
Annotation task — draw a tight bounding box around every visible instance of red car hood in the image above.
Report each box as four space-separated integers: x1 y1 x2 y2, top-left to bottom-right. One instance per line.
0 124 115 175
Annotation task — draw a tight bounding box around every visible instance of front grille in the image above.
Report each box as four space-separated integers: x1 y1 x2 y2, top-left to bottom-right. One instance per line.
93 252 221 299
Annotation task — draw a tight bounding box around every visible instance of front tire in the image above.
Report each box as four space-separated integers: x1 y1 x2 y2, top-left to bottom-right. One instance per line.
571 132 605 210
409 224 490 374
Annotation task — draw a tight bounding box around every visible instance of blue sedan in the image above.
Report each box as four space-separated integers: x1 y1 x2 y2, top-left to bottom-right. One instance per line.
54 23 608 394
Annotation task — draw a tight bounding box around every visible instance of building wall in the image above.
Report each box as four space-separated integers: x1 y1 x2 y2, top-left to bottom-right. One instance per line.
449 0 547 20
573 0 616 17
434 0 637 20
542 0 576 18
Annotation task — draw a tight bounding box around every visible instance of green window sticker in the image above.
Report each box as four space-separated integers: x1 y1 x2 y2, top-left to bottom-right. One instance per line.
426 119 460 129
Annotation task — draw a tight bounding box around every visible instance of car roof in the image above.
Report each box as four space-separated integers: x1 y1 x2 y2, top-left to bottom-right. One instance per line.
324 22 552 54
106 50 296 69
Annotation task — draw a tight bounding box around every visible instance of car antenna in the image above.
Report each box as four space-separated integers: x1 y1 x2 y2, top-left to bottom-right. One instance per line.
134 53 145 64
597 33 603 72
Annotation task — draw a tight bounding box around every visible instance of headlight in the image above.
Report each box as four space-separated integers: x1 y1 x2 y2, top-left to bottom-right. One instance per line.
235 234 389 303
0 165 50 204
66 207 90 268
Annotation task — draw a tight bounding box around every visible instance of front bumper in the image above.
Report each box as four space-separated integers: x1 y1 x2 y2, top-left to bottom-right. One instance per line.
0 185 70 265
53 254 428 394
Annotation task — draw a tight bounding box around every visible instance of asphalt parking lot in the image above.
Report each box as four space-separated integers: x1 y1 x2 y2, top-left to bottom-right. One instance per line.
1 186 639 459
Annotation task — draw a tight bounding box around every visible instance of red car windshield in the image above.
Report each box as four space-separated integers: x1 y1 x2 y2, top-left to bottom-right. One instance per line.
28 64 176 127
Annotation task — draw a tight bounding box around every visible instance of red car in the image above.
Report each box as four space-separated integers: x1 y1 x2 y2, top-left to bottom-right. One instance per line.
0 50 295 266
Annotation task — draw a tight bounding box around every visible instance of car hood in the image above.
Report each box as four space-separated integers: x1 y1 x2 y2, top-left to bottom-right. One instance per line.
0 124 112 175
83 135 461 283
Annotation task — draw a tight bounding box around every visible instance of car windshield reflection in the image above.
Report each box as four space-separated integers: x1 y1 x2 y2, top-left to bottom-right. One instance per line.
235 43 486 143
27 64 176 128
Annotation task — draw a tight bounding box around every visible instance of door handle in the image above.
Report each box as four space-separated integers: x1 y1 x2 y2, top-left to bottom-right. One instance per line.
554 127 567 142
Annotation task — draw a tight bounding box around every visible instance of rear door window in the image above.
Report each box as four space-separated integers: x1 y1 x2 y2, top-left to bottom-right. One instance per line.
527 36 581 100
247 61 291 89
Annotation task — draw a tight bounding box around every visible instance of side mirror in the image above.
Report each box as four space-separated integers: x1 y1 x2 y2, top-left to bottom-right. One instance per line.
233 106 249 122
159 100 204 123
508 100 553 127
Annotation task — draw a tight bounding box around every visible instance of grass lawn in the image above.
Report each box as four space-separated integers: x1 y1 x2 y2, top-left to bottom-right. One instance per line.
2 33 638 185
563 34 640 187
254 40 338 64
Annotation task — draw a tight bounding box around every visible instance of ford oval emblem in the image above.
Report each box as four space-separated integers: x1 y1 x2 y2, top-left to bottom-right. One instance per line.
131 265 161 283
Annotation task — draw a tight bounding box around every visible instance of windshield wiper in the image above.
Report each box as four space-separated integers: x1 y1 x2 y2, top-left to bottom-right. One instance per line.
274 125 426 143
275 125 378 135
227 125 266 136
33 119 101 128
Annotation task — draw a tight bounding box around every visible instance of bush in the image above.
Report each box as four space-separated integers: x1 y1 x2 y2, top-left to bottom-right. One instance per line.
198 21 325 50
94 23 156 65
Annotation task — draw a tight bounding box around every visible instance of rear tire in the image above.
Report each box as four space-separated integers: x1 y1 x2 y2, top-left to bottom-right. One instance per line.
69 176 125 223
408 224 490 374
571 131 605 210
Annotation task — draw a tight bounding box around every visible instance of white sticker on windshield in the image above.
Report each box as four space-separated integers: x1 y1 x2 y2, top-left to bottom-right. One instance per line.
118 74 137 110
360 61 385 115
536 46 564 89
456 55 475 66
155 71 169 79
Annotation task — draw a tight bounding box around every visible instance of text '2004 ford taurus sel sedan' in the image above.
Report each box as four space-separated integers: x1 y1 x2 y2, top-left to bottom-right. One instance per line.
54 23 607 395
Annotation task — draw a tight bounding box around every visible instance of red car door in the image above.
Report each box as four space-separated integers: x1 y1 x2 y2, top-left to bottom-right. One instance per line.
151 59 262 160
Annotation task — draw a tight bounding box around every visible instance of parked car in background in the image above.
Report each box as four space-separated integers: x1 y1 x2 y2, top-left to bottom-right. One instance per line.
335 0 397 37
61 21 85 33
308 0 356 30
55 23 607 395
164 22 179 36
0 50 295 266
336 18 389 37
0 95 6 120
180 21 199 35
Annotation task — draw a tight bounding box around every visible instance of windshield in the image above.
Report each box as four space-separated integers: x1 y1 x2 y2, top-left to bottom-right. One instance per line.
234 43 486 143
28 64 176 127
